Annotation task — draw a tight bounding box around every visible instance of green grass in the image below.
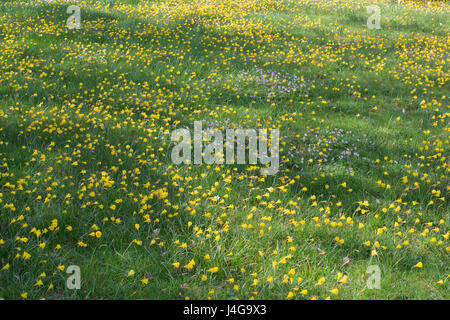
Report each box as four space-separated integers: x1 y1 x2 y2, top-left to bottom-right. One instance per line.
0 0 448 300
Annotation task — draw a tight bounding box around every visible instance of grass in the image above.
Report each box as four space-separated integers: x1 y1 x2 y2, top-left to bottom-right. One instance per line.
0 0 448 300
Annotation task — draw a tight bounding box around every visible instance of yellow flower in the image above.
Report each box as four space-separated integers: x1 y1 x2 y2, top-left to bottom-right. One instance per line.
208 267 219 273
78 241 87 247
338 275 348 284
414 262 423 268
184 259 195 270
316 277 325 286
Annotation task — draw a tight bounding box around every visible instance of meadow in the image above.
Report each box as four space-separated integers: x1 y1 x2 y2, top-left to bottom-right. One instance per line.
0 0 448 300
